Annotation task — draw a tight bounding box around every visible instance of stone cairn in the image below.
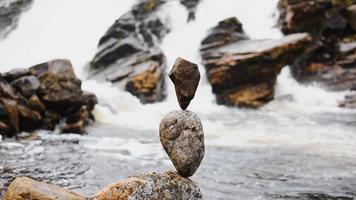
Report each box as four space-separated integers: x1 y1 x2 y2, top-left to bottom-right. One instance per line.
160 57 205 177
3 57 205 200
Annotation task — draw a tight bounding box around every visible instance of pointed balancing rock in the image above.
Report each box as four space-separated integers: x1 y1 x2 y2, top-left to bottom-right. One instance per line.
169 57 200 110
160 110 204 177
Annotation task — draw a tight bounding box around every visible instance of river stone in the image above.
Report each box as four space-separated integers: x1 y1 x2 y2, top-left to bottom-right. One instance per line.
3 177 86 200
159 110 204 177
169 58 200 110
11 75 40 97
91 171 203 200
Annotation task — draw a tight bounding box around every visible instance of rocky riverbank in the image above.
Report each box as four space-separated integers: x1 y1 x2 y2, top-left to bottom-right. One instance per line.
278 0 356 107
200 17 312 108
0 59 97 137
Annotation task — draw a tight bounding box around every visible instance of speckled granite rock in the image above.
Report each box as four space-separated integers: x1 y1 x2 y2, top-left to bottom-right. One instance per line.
3 177 86 200
160 110 204 177
90 171 203 200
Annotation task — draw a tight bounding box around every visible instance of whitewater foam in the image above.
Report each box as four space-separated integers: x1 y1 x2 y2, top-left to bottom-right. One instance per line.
0 0 355 156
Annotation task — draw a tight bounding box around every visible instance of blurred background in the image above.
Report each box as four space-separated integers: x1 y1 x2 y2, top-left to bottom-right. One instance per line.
0 0 356 199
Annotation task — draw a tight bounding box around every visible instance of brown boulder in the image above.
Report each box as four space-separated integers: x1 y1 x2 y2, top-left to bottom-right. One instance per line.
348 5 356 31
200 18 312 107
0 59 97 137
4 177 86 200
90 171 203 200
88 0 169 104
11 75 40 97
125 53 166 104
169 58 200 110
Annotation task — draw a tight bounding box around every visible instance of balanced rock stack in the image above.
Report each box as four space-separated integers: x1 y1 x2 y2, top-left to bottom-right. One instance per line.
160 57 205 177
3 57 205 200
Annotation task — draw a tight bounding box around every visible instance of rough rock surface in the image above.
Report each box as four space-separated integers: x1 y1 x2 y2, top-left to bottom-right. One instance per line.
160 110 204 177
4 177 86 200
169 57 200 110
0 59 97 137
88 0 204 104
91 171 203 200
0 0 33 40
278 0 356 109
278 0 356 91
87 0 169 104
200 17 312 108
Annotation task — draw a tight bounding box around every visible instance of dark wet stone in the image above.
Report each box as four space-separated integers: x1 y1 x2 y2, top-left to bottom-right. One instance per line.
0 0 33 40
91 171 203 200
160 110 204 177
10 75 40 97
88 0 169 104
29 59 83 111
277 0 354 36
201 17 248 51
200 17 312 108
1 68 31 82
169 57 200 110
0 59 97 137
348 5 356 31
278 0 356 97
4 177 86 200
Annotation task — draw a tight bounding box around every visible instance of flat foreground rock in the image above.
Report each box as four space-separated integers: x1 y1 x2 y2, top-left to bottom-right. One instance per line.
4 177 85 200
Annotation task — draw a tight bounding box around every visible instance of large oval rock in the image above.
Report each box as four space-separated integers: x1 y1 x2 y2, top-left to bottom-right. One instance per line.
91 171 203 200
159 110 204 177
4 177 86 200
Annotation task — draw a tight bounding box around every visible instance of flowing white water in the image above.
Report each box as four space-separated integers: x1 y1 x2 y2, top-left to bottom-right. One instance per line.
0 0 355 157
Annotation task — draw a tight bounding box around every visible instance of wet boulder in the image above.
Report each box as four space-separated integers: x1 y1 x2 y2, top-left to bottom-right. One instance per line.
0 0 33 40
200 17 312 108
88 0 169 104
11 75 40 97
1 68 31 82
278 0 356 82
0 59 97 137
277 0 355 36
91 171 203 200
348 5 356 31
4 177 86 200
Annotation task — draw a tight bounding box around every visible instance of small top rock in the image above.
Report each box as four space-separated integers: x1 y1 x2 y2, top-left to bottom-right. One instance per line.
169 57 200 110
